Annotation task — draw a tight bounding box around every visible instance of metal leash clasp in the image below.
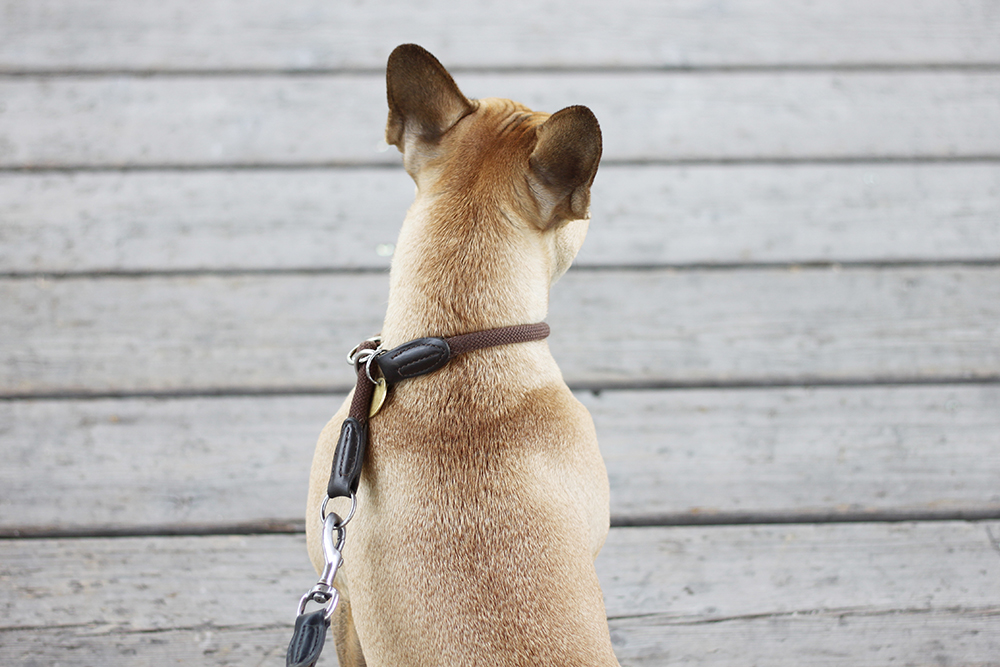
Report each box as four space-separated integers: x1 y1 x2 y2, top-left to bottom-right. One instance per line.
297 511 347 620
287 500 356 666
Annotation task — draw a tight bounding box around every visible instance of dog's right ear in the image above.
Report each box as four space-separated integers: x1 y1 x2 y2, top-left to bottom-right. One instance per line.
528 105 603 229
385 44 475 151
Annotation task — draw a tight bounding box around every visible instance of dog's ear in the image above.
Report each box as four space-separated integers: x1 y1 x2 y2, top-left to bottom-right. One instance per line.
528 105 602 229
385 44 475 149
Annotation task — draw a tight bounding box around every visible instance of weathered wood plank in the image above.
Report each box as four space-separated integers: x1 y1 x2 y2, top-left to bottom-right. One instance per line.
583 384 1000 521
3 0 999 71
4 163 1000 274
598 522 1000 619
0 534 307 631
0 626 297 667
3 611 999 667
2 524 998 665
555 266 1000 387
3 386 999 532
4 72 1000 168
600 522 1000 663
0 273 387 396
2 267 997 395
0 396 329 532
607 611 1000 666
0 168 412 274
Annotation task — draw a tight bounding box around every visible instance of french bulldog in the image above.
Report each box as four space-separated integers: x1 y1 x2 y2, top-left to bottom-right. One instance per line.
306 43 617 667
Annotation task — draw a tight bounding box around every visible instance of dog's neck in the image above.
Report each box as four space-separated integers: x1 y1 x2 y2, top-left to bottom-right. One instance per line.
380 195 551 347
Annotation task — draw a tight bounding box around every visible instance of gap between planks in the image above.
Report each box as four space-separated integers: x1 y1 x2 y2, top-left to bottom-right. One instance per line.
4 155 1000 174
3 375 999 402
5 63 1000 77
3 258 1000 281
8 511 1000 540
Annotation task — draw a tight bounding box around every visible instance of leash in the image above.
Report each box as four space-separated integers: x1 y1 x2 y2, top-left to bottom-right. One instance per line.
287 322 550 667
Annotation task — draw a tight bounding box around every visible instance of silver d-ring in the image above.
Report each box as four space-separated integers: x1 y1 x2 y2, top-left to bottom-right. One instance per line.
346 336 382 366
321 492 358 528
364 351 383 384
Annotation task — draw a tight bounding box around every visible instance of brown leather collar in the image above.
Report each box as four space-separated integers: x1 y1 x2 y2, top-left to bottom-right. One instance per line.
327 322 550 499
375 322 551 385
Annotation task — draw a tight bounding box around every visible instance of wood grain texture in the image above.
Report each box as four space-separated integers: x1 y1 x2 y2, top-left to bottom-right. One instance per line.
4 612 998 667
3 0 999 71
2 267 997 395
3 72 1000 168
0 273 388 395
583 384 1000 520
597 522 1000 619
550 266 1000 387
2 524 998 665
4 163 999 274
0 626 296 667
0 395 332 532
607 611 1000 666
3 386 998 533
0 534 308 631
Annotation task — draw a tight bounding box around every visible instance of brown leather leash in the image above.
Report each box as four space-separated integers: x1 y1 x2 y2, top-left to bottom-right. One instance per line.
287 322 550 667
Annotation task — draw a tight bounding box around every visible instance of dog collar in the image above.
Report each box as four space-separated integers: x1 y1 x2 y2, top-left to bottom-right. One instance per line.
330 321 550 498
368 321 551 385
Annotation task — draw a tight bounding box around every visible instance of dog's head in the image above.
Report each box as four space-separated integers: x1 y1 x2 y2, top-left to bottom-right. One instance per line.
384 44 602 285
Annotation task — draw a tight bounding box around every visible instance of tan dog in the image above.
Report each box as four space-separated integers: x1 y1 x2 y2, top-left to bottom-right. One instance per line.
306 44 618 667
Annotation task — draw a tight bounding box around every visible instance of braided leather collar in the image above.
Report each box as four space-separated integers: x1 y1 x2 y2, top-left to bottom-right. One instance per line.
376 322 551 384
328 322 550 499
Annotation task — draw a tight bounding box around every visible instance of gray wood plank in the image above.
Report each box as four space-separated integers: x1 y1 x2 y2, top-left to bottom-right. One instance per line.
5 163 1000 274
553 266 1000 387
0 626 300 667
607 611 1000 666
597 522 1000 619
0 273 388 396
0 395 332 532
0 534 307 631
2 267 997 395
600 522 1000 663
2 523 998 665
583 384 1000 521
4 72 1000 168
3 0 999 71
3 386 998 533
4 612 998 667
0 168 412 274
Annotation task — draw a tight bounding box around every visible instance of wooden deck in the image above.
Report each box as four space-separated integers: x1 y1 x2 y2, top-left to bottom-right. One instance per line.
2 1 999 664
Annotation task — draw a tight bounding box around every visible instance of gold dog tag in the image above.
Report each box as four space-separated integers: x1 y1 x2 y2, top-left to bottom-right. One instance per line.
369 378 388 417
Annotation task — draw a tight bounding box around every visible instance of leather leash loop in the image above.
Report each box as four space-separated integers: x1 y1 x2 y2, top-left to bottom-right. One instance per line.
327 417 368 499
286 610 329 667
376 337 451 385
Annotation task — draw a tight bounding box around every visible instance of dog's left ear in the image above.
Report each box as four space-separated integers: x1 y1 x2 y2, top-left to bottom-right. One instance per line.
528 105 603 229
385 44 475 150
